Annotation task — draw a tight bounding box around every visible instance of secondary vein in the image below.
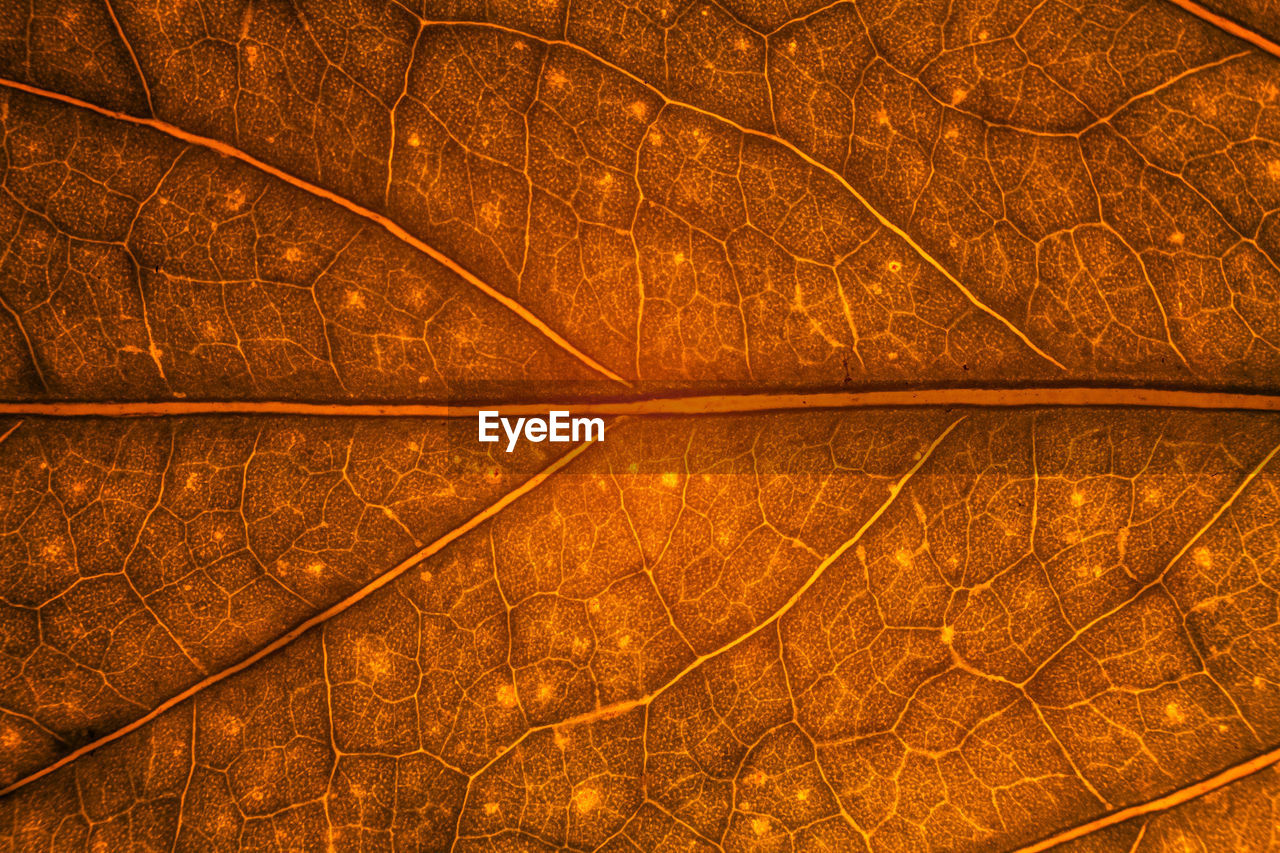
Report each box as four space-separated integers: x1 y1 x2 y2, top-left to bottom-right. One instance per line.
0 434 601 799
0 77 628 388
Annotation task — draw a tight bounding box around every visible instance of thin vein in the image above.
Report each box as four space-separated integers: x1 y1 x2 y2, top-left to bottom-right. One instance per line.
1161 0 1280 59
0 77 628 387
1021 433 1280 689
1081 51 1251 133
0 435 601 798
416 18 1067 371
1127 822 1149 852
0 387 1277 418
102 0 153 115
1162 435 1280 574
460 416 964 785
0 290 46 393
0 419 20 445
1013 743 1280 852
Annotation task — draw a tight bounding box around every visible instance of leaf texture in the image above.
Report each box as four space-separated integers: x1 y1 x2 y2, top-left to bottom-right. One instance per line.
0 0 1278 851
1186 0 1280 49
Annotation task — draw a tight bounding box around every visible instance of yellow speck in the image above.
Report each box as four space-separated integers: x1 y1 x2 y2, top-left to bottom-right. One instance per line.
629 101 647 120
796 788 809 801
673 251 685 265
648 130 663 147
1070 490 1084 508
407 133 421 148
484 802 500 815
1165 702 1185 725
1143 487 1162 504
752 817 770 836
1218 723 1229 733
788 39 797 55
895 548 913 567
537 683 554 701
734 37 749 52
496 684 519 708
547 69 568 88
596 172 613 187
1193 547 1213 570
1254 675 1265 689
1169 231 1185 246
308 562 324 574
951 88 968 105
420 569 433 582
876 109 889 126
285 247 301 262
573 788 599 813
346 290 364 308
408 441 419 452
940 625 953 644
661 471 679 487
944 127 959 140
628 462 640 474
1269 161 1280 180
978 29 989 40
886 260 901 273
618 634 631 649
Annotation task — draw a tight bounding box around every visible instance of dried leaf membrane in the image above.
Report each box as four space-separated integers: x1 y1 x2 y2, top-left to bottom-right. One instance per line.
0 0 1278 850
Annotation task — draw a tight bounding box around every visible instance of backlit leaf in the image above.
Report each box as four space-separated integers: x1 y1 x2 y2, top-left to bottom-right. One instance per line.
0 1 1278 850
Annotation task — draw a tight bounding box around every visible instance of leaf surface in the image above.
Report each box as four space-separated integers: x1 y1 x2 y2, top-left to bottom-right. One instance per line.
0 1 1279 851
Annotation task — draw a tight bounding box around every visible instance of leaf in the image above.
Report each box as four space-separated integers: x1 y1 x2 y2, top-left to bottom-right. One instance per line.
1174 0 1280 51
0 1 1277 851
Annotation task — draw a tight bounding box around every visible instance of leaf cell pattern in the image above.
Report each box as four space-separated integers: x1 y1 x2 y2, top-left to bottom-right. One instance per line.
0 0 1277 851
